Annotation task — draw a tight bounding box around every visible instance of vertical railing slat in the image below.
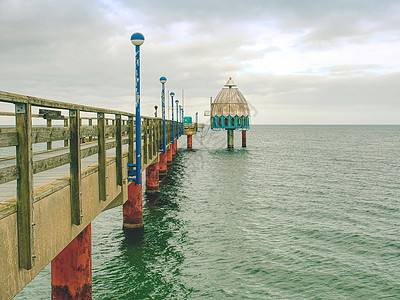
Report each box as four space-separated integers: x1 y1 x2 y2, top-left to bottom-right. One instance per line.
97 113 106 201
47 119 52 150
15 103 34 270
64 118 69 147
116 114 122 186
88 119 93 142
143 119 148 166
69 109 82 225
128 116 134 164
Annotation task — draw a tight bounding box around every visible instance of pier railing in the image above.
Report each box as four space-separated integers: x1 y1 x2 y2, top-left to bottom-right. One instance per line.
0 90 175 270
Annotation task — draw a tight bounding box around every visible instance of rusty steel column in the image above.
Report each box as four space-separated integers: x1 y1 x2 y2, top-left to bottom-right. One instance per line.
167 145 173 168
172 140 177 158
242 130 247 147
51 224 92 299
187 135 192 150
123 174 143 232
159 152 167 179
146 162 159 194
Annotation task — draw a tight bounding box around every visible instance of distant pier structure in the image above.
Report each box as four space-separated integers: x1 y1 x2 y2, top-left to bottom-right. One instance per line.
211 77 250 148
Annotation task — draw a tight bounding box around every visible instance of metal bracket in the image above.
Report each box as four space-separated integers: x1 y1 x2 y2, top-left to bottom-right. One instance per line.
15 103 26 114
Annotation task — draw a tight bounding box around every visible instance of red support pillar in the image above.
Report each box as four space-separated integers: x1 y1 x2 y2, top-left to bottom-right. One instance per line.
187 135 192 150
172 141 177 158
123 174 143 231
159 152 167 179
167 145 173 168
51 224 92 300
242 130 247 147
146 162 159 194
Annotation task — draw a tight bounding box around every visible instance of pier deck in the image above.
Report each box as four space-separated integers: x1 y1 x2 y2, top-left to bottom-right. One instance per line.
0 91 181 299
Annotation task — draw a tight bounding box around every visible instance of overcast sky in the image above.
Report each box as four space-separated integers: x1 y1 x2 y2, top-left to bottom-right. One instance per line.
1 0 400 124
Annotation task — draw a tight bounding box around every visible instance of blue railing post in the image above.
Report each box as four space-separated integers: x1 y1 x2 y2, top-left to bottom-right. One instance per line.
130 32 145 185
160 77 167 153
170 92 175 144
175 99 179 141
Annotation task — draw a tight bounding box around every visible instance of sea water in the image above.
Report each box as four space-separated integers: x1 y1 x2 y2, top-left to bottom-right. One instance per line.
15 125 400 299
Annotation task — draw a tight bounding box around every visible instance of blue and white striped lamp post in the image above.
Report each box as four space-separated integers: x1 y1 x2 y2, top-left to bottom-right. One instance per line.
160 76 167 154
131 32 144 185
170 92 175 144
175 99 179 140
179 105 183 135
196 112 199 132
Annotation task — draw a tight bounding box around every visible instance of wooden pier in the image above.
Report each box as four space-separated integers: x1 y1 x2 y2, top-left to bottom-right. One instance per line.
0 90 189 299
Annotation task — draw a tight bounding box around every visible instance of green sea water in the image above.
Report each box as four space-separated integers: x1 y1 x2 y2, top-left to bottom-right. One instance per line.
15 125 400 299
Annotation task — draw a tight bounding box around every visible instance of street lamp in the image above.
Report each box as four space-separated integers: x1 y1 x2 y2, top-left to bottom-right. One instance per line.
170 92 175 144
130 32 144 185
196 112 199 132
175 99 179 140
179 105 183 135
160 76 167 154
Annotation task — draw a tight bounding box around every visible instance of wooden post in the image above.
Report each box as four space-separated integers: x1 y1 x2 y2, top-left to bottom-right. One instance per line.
88 119 93 142
97 113 106 201
70 110 82 225
64 118 69 147
15 103 35 270
148 119 153 160
143 119 148 166
128 116 134 165
51 224 92 299
116 114 122 186
46 119 52 150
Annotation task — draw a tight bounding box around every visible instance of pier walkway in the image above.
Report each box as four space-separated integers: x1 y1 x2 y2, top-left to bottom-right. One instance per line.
0 91 195 299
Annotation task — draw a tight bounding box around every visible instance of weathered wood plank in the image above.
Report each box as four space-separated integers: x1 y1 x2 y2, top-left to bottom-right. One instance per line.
0 90 134 117
0 132 18 148
69 109 82 225
105 124 116 136
33 153 70 174
15 102 34 270
31 127 70 144
0 165 19 184
97 113 106 201
116 114 122 186
80 125 98 138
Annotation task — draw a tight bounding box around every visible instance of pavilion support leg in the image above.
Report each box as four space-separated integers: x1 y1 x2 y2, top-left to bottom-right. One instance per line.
242 130 247 148
187 135 192 150
167 146 173 169
123 174 143 232
51 224 92 300
159 152 167 179
146 162 159 194
227 129 234 149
